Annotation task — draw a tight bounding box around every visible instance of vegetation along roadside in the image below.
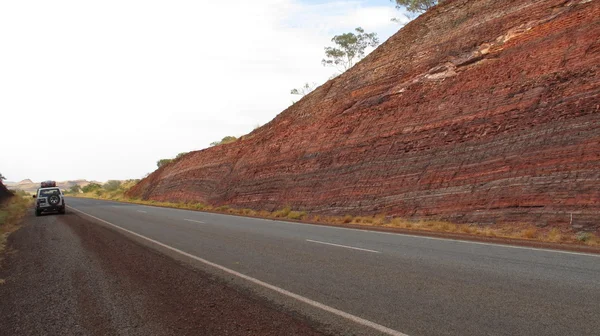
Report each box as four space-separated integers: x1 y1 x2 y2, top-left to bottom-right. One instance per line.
0 190 33 257
68 182 600 250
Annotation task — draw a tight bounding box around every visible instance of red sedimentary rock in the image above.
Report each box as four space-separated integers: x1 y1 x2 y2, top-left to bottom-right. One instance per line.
128 0 600 231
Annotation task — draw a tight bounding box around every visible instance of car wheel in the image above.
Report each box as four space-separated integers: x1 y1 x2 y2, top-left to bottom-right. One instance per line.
35 209 42 216
48 195 61 207
59 207 66 215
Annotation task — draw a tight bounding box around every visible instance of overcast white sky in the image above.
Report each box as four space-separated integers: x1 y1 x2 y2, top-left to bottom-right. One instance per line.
1 0 410 182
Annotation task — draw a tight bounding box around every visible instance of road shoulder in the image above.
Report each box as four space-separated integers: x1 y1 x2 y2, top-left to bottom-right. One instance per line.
0 211 328 336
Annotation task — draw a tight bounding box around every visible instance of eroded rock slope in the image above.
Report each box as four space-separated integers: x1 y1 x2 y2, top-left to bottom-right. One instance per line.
129 0 600 230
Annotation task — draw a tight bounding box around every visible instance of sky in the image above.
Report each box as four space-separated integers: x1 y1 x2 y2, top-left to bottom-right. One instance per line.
0 0 411 183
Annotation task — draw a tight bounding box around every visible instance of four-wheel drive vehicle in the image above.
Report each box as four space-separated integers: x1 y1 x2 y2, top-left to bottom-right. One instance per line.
34 187 66 216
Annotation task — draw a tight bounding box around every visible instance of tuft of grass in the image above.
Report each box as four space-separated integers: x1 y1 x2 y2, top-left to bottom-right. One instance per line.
585 233 599 246
241 208 257 216
520 228 538 239
273 206 292 218
547 228 562 242
352 216 374 225
215 205 230 212
460 225 476 234
481 227 497 237
576 232 592 242
257 210 271 218
287 211 306 220
372 215 388 226
0 279 5 285
342 215 353 224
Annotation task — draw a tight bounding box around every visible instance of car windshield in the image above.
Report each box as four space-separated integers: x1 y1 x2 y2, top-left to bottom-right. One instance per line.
39 188 61 197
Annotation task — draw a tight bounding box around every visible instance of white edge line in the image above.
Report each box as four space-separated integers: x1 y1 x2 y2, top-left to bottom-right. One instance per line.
69 198 599 259
66 206 408 336
184 219 205 224
306 239 380 253
282 221 600 258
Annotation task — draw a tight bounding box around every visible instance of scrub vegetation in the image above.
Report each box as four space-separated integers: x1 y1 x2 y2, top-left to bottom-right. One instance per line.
0 191 33 255
71 187 599 248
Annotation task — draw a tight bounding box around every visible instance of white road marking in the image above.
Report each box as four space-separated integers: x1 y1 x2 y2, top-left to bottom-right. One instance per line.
137 210 147 213
111 205 120 208
67 206 407 336
184 219 205 224
306 239 380 253
74 198 600 259
281 222 600 258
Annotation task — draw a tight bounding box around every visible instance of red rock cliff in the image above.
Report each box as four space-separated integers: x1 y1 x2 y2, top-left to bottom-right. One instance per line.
129 0 600 230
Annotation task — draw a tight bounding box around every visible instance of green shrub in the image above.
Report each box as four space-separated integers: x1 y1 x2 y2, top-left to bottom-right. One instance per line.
576 232 592 242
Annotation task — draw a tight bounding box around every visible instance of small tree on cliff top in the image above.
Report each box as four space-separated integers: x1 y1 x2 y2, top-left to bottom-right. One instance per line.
322 27 379 73
210 136 237 147
291 82 317 96
0 173 5 180
391 0 441 13
175 152 188 160
157 158 173 168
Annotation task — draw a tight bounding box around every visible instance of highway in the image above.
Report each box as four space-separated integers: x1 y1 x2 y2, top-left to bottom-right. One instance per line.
66 197 600 336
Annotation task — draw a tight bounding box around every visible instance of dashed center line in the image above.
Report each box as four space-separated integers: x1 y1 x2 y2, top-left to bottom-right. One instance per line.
306 239 380 253
137 210 147 213
184 219 205 224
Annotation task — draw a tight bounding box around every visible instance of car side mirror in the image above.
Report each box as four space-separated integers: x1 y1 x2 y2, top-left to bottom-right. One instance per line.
32 195 37 198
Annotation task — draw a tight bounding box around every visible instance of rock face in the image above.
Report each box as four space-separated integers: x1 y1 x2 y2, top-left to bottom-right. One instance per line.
128 0 600 231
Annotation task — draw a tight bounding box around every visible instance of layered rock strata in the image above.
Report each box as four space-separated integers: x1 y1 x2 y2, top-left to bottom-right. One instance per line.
129 0 600 230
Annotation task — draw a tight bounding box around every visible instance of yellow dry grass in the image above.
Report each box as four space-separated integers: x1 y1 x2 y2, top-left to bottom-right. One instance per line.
547 228 563 242
0 194 33 255
72 193 599 248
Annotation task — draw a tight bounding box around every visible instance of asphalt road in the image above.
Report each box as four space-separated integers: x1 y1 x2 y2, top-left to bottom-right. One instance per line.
66 197 600 336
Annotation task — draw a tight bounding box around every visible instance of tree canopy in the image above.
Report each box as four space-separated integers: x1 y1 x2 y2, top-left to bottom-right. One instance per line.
82 183 102 193
0 173 5 180
392 0 440 13
322 27 379 73
157 158 173 168
103 180 122 192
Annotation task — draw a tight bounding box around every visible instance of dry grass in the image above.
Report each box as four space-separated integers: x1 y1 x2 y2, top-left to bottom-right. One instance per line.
547 228 563 242
273 206 291 218
0 194 33 255
585 233 600 246
0 279 5 285
72 194 600 248
287 211 306 220
520 228 538 239
352 216 374 225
